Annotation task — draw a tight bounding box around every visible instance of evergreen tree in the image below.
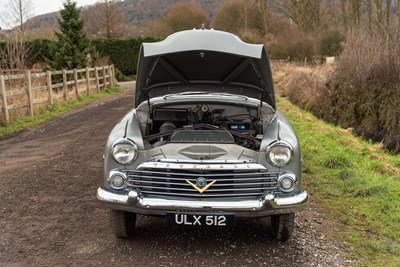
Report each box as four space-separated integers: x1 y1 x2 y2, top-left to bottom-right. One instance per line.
51 0 96 69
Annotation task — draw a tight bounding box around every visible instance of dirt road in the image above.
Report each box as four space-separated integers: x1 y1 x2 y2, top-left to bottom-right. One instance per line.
0 82 353 266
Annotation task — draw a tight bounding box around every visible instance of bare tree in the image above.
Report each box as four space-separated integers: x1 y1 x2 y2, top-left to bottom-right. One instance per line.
340 0 348 29
349 0 362 28
142 2 208 38
256 0 270 35
373 0 393 34
83 0 129 38
340 0 397 34
213 0 265 40
275 0 322 33
339 0 363 30
0 0 33 71
0 0 33 33
161 2 208 33
0 31 31 70
398 0 400 32
365 0 373 31
384 0 392 32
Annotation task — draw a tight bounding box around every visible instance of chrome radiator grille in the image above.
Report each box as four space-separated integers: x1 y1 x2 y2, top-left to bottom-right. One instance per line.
126 168 278 198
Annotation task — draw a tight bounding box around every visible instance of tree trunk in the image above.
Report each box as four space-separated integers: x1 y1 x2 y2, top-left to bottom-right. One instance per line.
367 0 372 32
18 0 24 33
385 0 392 34
398 0 400 32
256 0 269 36
341 0 348 30
375 0 384 33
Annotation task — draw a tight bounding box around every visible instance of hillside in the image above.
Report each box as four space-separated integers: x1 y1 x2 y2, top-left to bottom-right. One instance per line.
27 11 59 29
26 0 220 30
115 0 219 22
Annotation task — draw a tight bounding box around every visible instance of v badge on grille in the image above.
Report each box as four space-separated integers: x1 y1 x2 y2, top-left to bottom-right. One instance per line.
186 179 216 194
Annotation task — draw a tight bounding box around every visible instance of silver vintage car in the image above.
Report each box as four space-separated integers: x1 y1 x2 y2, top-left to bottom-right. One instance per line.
97 29 308 241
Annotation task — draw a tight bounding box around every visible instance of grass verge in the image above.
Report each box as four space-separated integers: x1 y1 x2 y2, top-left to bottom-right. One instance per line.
277 97 400 266
0 86 122 137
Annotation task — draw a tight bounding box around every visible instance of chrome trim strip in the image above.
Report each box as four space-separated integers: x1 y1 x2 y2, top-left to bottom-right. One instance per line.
127 170 277 178
97 188 128 204
127 179 277 187
139 191 262 198
137 162 267 171
97 187 308 216
156 159 252 164
274 191 308 206
128 185 268 192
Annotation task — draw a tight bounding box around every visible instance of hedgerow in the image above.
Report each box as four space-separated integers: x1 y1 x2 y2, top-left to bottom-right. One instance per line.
0 37 160 75
91 37 159 75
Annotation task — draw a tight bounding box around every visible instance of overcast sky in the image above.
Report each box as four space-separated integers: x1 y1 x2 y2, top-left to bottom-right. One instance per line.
0 0 100 28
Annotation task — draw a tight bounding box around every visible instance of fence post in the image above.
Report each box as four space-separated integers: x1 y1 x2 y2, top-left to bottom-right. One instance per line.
95 67 100 93
63 69 68 101
107 65 113 87
73 69 79 99
112 65 115 86
0 75 9 123
85 67 90 95
46 70 53 106
112 64 116 86
107 65 112 87
26 70 34 116
102 65 107 88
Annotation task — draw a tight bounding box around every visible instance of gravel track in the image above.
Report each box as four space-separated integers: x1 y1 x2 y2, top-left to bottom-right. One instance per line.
0 82 354 266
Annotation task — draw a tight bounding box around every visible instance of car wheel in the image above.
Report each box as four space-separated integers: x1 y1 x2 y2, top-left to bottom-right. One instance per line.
109 209 136 238
270 213 295 241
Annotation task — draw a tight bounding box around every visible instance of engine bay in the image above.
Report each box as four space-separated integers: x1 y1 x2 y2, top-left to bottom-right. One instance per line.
138 102 274 151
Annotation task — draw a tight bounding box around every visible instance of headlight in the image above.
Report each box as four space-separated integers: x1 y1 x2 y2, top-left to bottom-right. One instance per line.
278 173 296 192
111 138 138 164
266 140 293 167
108 171 127 190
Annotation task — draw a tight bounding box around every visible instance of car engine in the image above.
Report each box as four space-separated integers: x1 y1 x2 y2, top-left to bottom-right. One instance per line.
138 102 274 151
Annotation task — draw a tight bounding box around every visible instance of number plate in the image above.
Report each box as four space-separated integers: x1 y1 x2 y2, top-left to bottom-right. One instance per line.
166 213 235 227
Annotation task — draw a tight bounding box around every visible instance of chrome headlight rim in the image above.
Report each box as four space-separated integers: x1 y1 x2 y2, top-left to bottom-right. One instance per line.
266 140 293 167
108 170 127 190
278 173 297 193
111 138 138 165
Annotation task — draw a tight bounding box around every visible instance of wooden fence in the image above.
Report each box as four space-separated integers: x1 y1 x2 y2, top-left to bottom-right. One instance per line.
0 65 115 123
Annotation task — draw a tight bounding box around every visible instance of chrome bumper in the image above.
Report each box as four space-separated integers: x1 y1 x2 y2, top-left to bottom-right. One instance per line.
97 188 308 217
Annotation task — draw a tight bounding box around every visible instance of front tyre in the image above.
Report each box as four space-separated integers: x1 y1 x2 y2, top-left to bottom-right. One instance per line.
271 213 295 241
110 209 136 238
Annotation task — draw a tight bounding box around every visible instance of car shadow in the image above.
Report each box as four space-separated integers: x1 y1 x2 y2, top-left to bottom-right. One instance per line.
110 215 309 266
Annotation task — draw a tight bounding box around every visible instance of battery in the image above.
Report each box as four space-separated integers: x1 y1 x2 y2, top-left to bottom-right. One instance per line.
230 124 247 130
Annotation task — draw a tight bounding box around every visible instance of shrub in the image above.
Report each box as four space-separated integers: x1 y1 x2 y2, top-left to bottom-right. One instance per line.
28 39 53 66
140 3 208 38
212 0 265 39
266 31 316 61
273 63 335 120
161 2 208 34
318 30 344 57
275 30 400 152
92 37 159 75
114 68 132 81
331 31 400 151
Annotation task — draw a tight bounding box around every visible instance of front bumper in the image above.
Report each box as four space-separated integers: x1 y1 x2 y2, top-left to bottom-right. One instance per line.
97 187 308 217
